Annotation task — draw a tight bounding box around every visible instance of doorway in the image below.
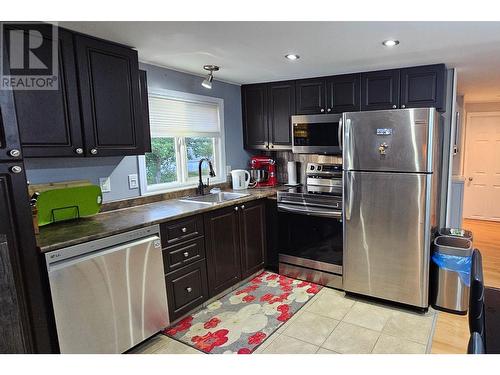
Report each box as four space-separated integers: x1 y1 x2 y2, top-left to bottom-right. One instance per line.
463 112 500 221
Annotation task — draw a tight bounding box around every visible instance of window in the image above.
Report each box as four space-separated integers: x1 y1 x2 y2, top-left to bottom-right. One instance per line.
138 89 226 194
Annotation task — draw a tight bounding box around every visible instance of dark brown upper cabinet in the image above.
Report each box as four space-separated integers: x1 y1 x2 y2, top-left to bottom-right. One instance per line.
267 81 295 149
361 69 400 111
326 74 361 113
400 64 446 111
139 70 152 153
295 78 326 115
242 84 268 150
75 35 144 157
0 78 22 162
204 205 242 297
3 25 83 158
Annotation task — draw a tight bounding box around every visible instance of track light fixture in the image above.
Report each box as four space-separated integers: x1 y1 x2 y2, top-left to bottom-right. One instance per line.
202 65 219 89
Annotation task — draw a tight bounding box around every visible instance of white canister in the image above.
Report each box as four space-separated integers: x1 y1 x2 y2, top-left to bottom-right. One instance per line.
287 161 298 185
230 169 250 190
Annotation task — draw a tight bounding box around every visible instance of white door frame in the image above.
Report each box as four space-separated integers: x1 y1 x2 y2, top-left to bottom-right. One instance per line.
463 111 500 221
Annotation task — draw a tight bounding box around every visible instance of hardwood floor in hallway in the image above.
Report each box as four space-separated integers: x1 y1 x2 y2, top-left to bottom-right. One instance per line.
431 219 500 353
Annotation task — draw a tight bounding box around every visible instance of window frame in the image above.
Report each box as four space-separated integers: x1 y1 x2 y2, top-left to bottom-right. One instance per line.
138 88 226 195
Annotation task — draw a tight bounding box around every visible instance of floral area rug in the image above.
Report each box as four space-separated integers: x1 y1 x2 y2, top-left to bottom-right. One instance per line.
162 271 321 354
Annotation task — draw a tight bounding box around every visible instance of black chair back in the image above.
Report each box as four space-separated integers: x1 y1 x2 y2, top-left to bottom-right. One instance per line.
468 332 485 354
469 249 485 339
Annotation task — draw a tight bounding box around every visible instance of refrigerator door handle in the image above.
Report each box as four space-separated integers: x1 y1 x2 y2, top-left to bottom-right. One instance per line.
338 118 343 150
345 171 353 221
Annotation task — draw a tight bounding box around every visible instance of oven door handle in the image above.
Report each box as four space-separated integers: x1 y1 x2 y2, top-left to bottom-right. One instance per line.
277 203 342 219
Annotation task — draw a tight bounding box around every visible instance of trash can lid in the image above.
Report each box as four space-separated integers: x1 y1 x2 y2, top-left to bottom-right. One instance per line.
438 227 473 241
433 236 473 257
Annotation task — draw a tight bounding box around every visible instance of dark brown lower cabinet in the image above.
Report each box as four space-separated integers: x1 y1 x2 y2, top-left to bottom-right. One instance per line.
205 200 267 297
165 259 209 321
239 200 266 279
204 205 242 297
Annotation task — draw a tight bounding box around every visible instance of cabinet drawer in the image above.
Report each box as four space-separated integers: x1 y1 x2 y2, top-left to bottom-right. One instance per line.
163 237 205 273
161 215 204 247
165 260 209 321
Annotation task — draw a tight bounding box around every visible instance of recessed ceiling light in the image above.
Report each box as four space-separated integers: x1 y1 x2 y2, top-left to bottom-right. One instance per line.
382 40 400 47
285 54 300 61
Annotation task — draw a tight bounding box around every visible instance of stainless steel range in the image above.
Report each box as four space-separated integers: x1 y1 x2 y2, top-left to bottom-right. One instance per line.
277 163 343 289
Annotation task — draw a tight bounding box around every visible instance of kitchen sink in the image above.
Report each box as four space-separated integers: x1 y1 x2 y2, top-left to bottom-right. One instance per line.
179 192 249 205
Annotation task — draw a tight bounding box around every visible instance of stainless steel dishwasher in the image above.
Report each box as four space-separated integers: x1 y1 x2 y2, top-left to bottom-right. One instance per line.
45 225 169 354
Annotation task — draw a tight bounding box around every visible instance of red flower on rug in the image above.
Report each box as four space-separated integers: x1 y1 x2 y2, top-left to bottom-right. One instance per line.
306 285 321 294
237 348 252 354
242 294 256 302
297 281 311 288
191 329 229 352
203 317 221 329
235 284 259 295
280 284 293 292
164 316 193 336
248 332 267 345
260 293 274 302
268 292 290 304
276 304 293 322
266 274 278 280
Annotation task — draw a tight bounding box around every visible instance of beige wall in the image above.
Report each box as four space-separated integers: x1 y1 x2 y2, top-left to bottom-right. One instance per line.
465 101 500 112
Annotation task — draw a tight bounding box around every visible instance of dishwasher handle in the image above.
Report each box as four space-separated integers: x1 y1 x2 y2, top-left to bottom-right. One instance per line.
47 235 161 273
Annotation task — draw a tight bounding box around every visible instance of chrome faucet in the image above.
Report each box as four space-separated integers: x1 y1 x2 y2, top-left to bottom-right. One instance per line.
197 158 216 195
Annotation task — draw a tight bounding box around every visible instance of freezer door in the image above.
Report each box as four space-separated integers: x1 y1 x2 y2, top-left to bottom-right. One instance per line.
47 235 168 353
343 171 432 307
343 108 438 173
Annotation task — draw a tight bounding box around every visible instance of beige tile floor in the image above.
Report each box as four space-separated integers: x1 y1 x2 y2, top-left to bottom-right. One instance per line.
130 287 437 355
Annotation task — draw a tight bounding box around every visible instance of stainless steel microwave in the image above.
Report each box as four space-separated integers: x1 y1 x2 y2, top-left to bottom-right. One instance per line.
291 114 343 154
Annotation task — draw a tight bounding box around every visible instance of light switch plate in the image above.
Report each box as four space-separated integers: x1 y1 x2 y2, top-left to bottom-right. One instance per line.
99 177 111 193
128 174 139 189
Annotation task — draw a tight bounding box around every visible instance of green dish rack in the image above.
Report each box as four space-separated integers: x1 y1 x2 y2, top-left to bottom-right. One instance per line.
36 185 103 226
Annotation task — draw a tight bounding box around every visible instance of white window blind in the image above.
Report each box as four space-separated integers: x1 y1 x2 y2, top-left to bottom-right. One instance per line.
149 95 220 137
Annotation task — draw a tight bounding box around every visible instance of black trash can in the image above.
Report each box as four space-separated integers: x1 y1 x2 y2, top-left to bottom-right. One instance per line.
437 227 473 241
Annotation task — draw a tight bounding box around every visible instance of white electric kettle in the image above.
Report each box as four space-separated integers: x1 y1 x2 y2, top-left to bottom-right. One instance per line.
231 169 251 190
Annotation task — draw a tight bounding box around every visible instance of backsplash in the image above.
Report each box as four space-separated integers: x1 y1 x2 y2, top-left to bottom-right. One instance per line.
273 151 342 184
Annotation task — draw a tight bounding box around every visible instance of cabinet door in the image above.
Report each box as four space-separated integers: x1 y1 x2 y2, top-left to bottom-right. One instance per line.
400 64 446 111
0 163 55 353
295 78 326 114
139 70 152 153
239 200 266 279
204 206 241 297
242 84 268 150
4 25 84 158
0 84 22 162
268 81 295 149
75 35 144 157
326 74 361 113
361 69 400 111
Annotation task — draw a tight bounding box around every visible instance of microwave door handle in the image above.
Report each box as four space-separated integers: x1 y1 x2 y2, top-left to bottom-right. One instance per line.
338 118 343 150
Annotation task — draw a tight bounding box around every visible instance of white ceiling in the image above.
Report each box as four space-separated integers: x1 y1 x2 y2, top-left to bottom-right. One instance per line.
59 21 500 102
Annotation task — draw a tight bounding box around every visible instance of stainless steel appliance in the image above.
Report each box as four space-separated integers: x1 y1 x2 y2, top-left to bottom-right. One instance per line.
291 114 343 154
45 225 169 353
277 163 343 288
343 108 442 308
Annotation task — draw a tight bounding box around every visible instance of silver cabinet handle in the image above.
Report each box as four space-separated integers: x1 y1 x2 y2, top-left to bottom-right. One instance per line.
392 105 397 109
9 149 21 157
75 148 84 155
183 251 189 258
10 165 22 174
241 205 245 209
327 108 331 112
234 206 239 211
401 105 406 109
320 108 325 113
90 148 98 155
181 227 187 233
186 287 193 293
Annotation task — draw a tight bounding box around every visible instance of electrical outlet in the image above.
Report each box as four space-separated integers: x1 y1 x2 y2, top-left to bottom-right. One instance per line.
99 177 111 193
128 174 139 189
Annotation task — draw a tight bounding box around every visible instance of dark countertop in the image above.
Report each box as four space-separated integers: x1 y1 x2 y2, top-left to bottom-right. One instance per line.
37 187 284 253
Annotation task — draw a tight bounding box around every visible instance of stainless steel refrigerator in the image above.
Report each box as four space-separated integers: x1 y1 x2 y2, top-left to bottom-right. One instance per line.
342 108 442 308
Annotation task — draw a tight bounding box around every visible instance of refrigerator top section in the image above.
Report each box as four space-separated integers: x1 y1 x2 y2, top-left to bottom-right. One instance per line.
343 108 441 173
